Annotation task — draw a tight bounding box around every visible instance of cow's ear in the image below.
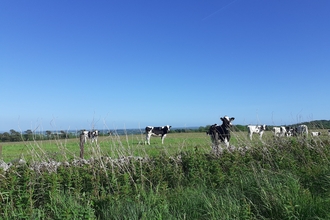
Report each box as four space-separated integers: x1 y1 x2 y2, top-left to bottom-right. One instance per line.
230 117 235 121
220 117 224 121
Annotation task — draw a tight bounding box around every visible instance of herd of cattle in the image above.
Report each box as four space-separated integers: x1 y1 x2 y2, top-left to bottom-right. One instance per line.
248 124 311 139
81 116 330 146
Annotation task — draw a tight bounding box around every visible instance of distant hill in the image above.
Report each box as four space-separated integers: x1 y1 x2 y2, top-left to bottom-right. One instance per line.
290 120 330 129
233 120 330 132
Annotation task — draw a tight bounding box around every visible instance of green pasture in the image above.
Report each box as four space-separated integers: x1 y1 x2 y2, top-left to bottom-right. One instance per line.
1 129 329 163
1 129 330 219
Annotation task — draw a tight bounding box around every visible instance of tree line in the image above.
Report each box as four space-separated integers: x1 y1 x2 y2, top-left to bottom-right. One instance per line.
0 129 74 142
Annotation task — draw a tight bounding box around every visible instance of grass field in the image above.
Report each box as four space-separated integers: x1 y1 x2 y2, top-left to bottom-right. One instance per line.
1 131 210 162
1 129 330 219
1 129 329 163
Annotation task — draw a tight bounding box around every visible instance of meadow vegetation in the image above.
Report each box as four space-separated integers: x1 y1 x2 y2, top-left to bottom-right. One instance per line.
1 129 330 219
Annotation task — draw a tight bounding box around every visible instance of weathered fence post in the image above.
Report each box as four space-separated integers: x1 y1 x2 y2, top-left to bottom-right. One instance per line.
80 133 85 159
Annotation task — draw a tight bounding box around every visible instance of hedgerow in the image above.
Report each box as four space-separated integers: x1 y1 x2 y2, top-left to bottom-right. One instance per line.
1 136 330 219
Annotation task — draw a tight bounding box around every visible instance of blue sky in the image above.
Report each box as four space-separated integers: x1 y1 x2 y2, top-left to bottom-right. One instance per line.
1 0 329 132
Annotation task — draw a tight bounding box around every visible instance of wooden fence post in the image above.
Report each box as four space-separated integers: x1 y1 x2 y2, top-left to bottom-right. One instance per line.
80 134 85 159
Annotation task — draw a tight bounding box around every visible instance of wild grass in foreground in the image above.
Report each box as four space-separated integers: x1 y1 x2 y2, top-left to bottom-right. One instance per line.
1 132 330 219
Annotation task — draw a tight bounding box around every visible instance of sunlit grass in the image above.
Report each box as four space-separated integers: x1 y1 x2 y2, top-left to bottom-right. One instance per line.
1 129 330 219
1 129 329 163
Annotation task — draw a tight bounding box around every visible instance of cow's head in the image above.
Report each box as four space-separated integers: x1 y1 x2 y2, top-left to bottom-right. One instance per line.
220 116 235 128
163 125 171 132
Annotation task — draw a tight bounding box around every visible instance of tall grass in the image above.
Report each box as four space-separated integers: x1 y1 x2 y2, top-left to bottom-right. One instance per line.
1 130 330 219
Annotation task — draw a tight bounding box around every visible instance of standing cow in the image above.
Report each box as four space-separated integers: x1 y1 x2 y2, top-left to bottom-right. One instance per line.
145 125 171 145
272 126 287 137
293 125 308 137
247 125 266 140
208 116 235 148
285 127 294 136
311 131 321 137
82 130 99 144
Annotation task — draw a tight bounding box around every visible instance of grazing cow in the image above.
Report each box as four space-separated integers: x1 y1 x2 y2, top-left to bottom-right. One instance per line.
247 124 266 140
293 125 308 137
145 125 171 145
311 131 321 137
208 116 235 147
272 126 287 137
82 130 99 144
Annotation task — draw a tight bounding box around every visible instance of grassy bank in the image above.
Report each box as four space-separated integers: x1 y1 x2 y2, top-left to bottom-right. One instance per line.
1 131 330 219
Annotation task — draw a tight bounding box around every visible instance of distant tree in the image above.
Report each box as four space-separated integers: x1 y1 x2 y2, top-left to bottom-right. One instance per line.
9 129 21 141
10 129 16 135
12 135 21 142
46 130 52 139
25 130 33 134
60 130 67 139
1 132 10 142
24 130 33 141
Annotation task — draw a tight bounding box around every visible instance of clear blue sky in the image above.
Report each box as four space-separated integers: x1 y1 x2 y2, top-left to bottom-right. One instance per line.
1 0 329 132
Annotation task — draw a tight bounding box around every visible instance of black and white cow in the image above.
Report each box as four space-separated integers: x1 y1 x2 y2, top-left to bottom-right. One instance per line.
247 125 266 140
82 130 99 144
208 116 235 147
285 126 294 136
293 125 308 137
272 126 287 137
145 125 171 145
311 131 321 137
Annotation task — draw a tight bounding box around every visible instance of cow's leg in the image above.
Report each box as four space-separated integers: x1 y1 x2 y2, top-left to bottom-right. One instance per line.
259 131 264 140
224 138 229 148
211 132 220 154
249 132 253 140
146 133 151 145
161 134 167 144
